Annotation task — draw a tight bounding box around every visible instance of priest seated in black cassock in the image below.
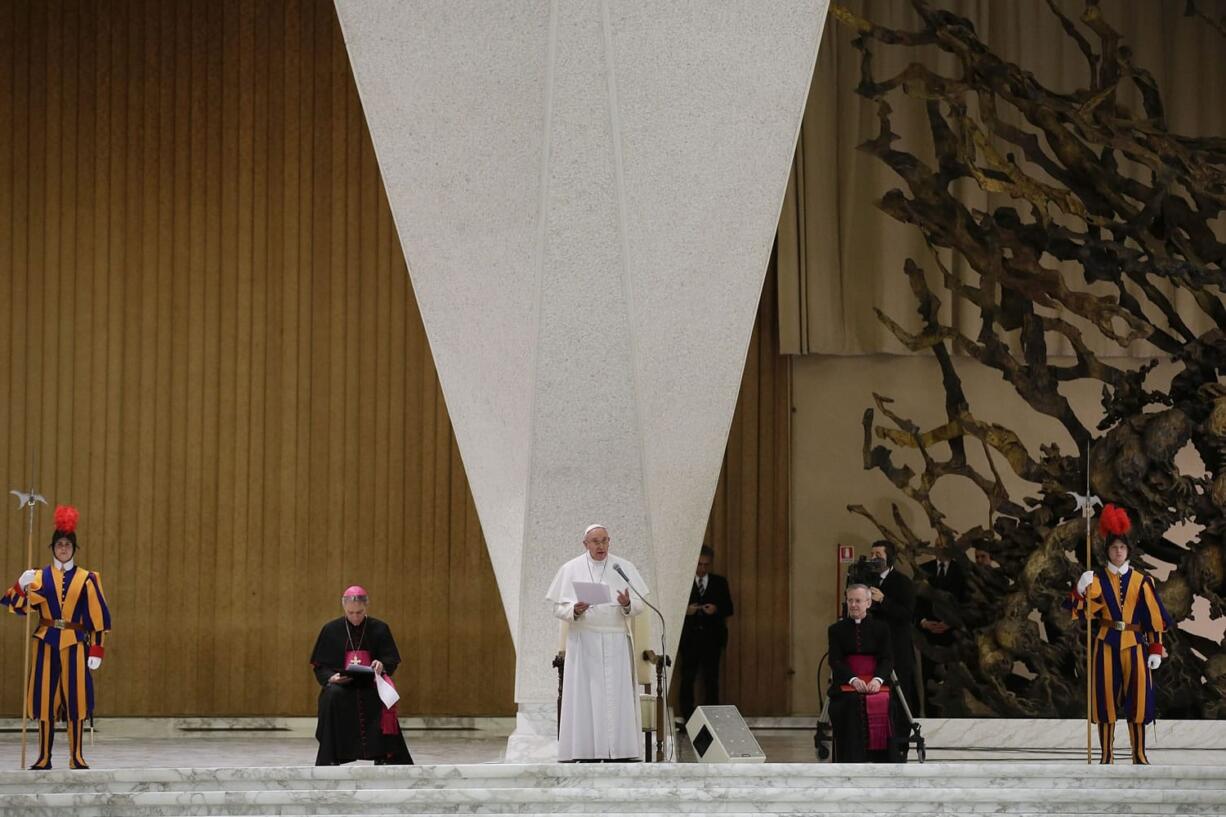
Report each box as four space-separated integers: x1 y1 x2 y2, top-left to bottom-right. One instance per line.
826 583 899 763
310 585 413 766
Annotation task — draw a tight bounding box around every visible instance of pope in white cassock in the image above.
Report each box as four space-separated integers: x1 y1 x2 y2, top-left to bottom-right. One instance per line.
546 524 649 761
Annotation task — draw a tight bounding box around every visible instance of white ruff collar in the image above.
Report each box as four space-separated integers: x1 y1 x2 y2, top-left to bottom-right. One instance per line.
1107 560 1130 576
54 558 74 571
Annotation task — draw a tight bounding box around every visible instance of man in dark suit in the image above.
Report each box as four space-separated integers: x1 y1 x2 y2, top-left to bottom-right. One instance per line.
827 584 898 762
916 546 967 715
678 546 734 721
867 540 917 754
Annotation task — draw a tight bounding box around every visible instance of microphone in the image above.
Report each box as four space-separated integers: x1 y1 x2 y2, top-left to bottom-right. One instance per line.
612 561 664 619
614 563 664 617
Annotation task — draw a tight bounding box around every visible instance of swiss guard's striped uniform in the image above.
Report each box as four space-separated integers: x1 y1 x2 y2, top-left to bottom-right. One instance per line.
2 505 111 770
1071 563 1172 764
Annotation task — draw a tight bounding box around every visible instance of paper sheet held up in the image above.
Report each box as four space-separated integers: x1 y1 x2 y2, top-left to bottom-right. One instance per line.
572 581 613 606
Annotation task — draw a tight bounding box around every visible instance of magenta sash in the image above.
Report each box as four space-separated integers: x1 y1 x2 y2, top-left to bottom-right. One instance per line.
843 653 892 751
380 674 400 735
846 654 876 678
345 650 399 735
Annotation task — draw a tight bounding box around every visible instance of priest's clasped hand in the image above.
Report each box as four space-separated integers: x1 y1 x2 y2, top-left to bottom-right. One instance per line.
573 602 590 618
849 677 882 694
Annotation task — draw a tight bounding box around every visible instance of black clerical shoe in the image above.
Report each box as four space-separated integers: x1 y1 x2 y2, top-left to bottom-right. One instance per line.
28 762 51 771
70 761 90 770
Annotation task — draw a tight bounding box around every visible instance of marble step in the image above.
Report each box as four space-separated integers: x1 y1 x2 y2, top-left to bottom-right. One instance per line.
3 762 1225 794
19 809 1216 814
6 764 1224 817
7 784 1226 817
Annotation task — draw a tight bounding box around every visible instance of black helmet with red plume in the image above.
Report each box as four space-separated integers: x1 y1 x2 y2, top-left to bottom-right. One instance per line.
1098 503 1132 550
49 505 80 553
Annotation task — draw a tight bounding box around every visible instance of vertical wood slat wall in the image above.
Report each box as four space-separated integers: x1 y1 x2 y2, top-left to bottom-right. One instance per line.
0 0 514 717
702 256 792 717
0 0 791 716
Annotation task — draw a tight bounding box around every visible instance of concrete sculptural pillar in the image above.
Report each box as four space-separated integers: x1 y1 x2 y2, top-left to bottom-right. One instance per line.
334 0 827 759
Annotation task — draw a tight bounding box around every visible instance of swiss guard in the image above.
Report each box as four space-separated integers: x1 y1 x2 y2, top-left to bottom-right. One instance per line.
2 505 112 769
1070 504 1173 764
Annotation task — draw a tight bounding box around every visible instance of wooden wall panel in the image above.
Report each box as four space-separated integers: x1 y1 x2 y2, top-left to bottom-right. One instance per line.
698 257 792 717
0 0 520 717
0 0 790 717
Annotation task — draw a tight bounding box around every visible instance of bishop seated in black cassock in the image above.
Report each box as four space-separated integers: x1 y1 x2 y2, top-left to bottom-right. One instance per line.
310 585 413 766
826 584 900 763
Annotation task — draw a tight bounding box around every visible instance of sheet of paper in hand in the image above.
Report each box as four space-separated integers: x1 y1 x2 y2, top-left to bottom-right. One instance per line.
374 672 400 708
572 581 614 606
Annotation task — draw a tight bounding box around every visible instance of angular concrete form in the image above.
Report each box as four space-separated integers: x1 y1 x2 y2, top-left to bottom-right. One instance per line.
334 0 825 757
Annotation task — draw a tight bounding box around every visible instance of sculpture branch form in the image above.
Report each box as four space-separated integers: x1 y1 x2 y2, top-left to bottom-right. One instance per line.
836 0 1226 716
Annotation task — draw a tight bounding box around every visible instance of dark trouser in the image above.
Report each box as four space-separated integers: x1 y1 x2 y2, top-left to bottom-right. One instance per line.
919 650 951 717
828 688 899 764
679 642 723 721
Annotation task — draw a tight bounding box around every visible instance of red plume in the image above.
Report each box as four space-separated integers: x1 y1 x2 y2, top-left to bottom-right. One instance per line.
1098 504 1131 539
53 505 79 534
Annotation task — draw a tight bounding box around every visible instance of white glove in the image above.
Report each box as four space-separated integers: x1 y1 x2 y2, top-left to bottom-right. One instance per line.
1077 570 1095 596
87 656 102 671
1147 654 1161 671
18 569 37 591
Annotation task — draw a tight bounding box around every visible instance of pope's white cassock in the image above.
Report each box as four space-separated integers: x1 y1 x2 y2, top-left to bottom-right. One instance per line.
546 550 649 761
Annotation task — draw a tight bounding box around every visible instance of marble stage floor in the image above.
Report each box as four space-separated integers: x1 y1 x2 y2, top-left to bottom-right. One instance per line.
2 718 1226 769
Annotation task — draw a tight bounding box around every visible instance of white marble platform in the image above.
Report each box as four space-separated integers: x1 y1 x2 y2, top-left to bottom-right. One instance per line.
1 763 1225 816
5 717 1226 769
0 717 516 740
3 719 1226 815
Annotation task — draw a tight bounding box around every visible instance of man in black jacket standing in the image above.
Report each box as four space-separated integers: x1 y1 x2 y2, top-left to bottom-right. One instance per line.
678 546 734 721
867 540 916 756
916 545 967 714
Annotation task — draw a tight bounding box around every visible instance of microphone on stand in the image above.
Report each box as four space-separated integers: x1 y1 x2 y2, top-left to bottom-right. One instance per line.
612 562 667 634
613 564 656 610
612 561 675 761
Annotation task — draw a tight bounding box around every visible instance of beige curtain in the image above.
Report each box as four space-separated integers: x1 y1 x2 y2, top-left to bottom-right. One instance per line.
779 0 1226 355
